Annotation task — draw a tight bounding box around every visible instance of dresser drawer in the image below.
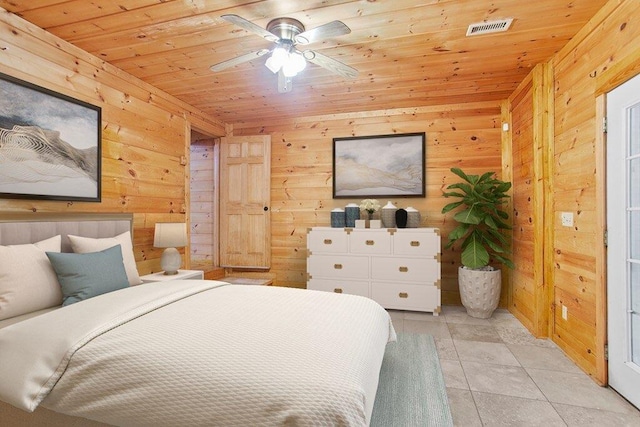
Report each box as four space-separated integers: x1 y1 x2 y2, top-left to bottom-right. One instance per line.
307 278 369 298
371 282 440 312
371 257 440 283
349 230 391 254
308 254 369 279
307 229 348 254
393 229 440 256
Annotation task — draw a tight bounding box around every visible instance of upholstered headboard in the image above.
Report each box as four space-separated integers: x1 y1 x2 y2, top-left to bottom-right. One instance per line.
0 213 133 252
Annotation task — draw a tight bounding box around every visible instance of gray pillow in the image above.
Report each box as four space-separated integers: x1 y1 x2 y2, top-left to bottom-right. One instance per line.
46 245 130 306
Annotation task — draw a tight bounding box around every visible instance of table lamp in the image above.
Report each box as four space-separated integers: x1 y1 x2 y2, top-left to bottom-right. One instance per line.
153 222 187 275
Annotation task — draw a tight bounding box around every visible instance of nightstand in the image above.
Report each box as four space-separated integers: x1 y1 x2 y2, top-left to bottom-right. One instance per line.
141 269 204 283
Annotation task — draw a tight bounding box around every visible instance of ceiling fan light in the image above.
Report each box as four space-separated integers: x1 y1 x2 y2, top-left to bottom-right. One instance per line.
290 52 307 73
282 62 298 77
265 56 281 73
265 46 289 73
283 52 307 77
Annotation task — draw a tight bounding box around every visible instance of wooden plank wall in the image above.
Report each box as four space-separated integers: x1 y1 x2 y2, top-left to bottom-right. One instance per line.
506 63 554 339
549 0 640 382
6 1 639 386
232 101 504 305
509 76 538 332
190 136 218 270
0 10 225 274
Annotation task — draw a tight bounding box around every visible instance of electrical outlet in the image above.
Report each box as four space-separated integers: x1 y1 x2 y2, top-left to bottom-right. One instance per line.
561 212 574 227
562 305 568 320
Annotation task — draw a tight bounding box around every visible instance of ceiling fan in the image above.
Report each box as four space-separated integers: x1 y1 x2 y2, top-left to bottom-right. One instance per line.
210 14 358 93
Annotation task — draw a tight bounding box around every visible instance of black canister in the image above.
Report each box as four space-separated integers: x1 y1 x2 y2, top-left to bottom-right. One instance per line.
395 208 408 228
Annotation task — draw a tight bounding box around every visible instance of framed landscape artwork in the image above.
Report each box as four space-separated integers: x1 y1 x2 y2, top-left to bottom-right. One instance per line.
333 132 426 198
0 72 101 202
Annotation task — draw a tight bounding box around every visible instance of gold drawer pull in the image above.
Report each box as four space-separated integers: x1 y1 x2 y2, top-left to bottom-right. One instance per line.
399 292 408 298
334 263 343 269
410 241 420 247
366 240 375 245
334 288 343 293
323 239 332 245
399 266 408 272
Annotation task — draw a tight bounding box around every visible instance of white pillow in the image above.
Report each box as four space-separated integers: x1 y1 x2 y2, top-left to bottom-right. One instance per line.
68 231 142 286
0 235 62 321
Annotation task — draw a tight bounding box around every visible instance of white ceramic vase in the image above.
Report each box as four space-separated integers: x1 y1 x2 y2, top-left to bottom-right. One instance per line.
458 266 501 318
381 201 397 228
406 207 420 228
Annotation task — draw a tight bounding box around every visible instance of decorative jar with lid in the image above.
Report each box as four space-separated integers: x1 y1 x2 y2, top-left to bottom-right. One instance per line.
345 203 360 227
406 207 421 228
330 208 345 228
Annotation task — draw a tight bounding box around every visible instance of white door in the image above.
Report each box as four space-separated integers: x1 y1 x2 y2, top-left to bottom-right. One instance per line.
607 73 640 409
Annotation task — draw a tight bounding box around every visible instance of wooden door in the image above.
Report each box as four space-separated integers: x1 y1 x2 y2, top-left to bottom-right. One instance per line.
219 135 271 269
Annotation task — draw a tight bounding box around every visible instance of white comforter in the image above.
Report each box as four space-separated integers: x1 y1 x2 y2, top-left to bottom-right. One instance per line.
0 280 395 426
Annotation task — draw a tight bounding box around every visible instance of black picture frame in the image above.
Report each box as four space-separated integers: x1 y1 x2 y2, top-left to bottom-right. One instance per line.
333 132 426 198
0 72 101 202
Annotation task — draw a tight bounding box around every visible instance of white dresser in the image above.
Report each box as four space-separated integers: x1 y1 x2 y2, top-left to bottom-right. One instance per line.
306 227 441 315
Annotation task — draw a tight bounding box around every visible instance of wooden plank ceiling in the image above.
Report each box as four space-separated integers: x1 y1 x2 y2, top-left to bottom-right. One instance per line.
0 0 607 124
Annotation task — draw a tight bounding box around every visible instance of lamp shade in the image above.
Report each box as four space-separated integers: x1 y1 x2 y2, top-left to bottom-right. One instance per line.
282 51 306 77
265 46 288 73
153 223 187 248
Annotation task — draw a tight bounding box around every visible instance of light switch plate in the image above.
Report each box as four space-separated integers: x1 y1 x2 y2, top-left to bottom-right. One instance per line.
561 212 573 227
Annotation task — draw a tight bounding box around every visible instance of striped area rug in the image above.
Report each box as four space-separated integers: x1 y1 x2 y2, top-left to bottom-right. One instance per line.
371 332 454 427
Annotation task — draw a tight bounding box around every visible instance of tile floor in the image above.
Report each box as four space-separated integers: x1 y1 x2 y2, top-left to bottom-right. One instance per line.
387 305 640 426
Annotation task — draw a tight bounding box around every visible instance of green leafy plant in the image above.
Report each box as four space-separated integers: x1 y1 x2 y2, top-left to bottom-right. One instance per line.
441 167 515 270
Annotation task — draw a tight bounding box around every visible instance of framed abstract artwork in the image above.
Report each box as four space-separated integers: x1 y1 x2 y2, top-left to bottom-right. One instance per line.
0 72 101 202
333 132 425 198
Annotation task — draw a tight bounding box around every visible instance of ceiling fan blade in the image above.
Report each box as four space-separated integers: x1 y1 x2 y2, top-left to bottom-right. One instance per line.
295 20 351 45
221 14 279 42
277 70 293 93
210 49 270 72
302 50 358 79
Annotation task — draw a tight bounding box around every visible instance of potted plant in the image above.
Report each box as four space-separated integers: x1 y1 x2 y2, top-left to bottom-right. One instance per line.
441 167 514 318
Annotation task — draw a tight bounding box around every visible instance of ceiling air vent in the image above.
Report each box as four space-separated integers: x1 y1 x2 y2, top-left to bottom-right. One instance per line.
466 18 513 36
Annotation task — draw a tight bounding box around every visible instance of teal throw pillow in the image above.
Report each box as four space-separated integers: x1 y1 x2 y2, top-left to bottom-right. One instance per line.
46 244 130 306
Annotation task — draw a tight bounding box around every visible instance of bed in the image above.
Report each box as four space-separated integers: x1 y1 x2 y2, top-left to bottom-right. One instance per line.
0 213 396 427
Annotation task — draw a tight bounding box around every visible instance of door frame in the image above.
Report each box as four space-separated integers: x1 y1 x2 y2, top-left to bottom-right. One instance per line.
189 126 221 269
594 44 640 385
187 121 225 276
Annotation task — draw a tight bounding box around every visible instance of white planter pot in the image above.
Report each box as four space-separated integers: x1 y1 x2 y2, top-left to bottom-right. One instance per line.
458 266 501 319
